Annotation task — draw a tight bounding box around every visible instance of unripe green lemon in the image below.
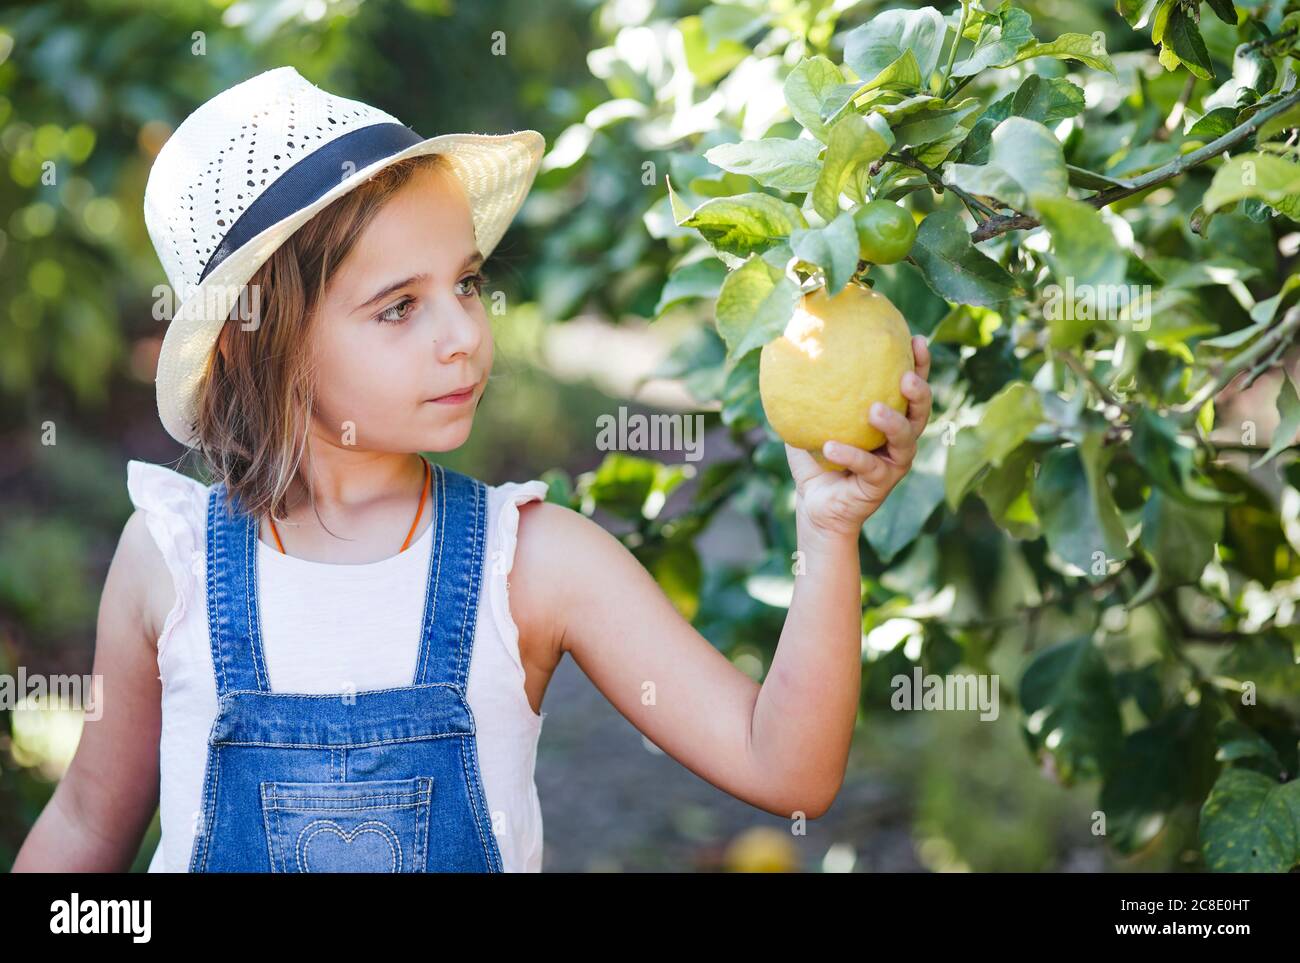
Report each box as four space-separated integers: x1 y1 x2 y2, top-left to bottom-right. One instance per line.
759 282 914 472
853 199 917 264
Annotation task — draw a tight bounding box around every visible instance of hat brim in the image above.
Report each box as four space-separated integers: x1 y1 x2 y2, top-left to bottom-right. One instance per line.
155 129 544 449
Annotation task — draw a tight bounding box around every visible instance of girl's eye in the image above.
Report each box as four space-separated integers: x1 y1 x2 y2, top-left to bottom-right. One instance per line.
375 296 416 325
457 270 490 298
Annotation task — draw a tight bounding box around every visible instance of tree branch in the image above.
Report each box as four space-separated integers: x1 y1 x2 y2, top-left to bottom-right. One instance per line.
1240 27 1297 54
940 0 972 99
936 571 1126 632
1057 348 1128 411
884 149 998 217
1172 303 1300 420
967 86 1300 243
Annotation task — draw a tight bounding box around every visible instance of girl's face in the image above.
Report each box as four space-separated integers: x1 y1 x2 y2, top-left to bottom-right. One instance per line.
309 163 493 453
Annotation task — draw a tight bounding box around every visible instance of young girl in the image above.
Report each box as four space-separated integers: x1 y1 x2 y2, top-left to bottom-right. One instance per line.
14 67 931 873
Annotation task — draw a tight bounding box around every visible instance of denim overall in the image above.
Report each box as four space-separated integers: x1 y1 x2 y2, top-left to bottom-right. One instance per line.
187 459 503 872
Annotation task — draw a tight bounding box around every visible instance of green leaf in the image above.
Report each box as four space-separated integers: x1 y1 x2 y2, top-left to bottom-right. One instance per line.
813 112 894 221
890 98 982 150
645 537 702 620
981 381 1044 465
961 75 1085 165
703 137 823 193
866 259 951 335
783 56 847 143
677 14 750 87
1258 102 1300 142
1205 0 1238 25
951 5 1036 77
1197 319 1269 360
700 3 769 45
842 6 947 87
1130 490 1224 607
944 424 989 509
1215 719 1284 778
1031 431 1132 578
931 303 1002 346
1249 274 1300 324
1217 633 1300 703
651 324 727 402
978 442 1041 538
712 253 800 361
1132 408 1241 506
1185 106 1239 140
943 384 1045 511
1032 193 1128 291
1146 253 1260 289
1066 165 1136 191
1232 42 1275 96
1013 33 1117 75
1203 152 1300 213
945 116 1068 210
1250 372 1300 469
654 258 728 317
873 92 946 123
1117 0 1161 29
1114 663 1165 721
582 452 683 521
1100 704 1219 853
1200 769 1300 872
789 211 860 296
909 210 1022 306
668 176 809 257
720 349 763 428
1020 636 1124 784
714 255 802 362
1158 3 1215 80
913 118 978 167
863 429 946 562
539 468 576 508
863 47 924 93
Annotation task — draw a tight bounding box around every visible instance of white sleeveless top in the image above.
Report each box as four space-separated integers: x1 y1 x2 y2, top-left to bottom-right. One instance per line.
126 459 549 872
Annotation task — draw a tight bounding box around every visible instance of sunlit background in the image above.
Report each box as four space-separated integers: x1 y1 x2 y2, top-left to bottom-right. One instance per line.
3 0 1295 872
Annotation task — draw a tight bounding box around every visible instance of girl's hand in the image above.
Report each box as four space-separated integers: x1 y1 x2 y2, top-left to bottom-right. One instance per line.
786 335 933 539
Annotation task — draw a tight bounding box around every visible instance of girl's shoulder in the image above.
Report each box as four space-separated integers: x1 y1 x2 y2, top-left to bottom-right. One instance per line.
124 459 211 657
479 476 566 688
126 458 211 556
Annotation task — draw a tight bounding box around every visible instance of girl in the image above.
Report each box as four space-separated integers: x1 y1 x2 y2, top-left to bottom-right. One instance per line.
14 67 931 872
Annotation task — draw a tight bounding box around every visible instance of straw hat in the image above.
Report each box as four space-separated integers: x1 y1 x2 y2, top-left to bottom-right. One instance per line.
142 65 544 448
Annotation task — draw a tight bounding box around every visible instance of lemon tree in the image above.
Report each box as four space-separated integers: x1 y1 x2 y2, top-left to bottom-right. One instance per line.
542 0 1300 871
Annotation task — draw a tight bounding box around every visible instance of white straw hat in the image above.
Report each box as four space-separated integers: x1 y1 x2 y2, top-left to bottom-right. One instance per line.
143 65 545 448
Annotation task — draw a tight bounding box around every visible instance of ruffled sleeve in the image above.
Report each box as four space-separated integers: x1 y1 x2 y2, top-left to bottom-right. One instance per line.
485 480 551 710
126 459 209 666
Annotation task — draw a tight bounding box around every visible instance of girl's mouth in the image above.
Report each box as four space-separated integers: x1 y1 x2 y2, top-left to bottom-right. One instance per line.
426 385 476 405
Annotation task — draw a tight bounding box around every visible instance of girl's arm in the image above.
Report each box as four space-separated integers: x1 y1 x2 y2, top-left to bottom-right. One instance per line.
12 509 165 871
515 339 932 819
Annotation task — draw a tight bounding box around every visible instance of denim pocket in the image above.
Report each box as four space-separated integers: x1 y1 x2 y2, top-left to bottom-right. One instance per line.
260 777 433 872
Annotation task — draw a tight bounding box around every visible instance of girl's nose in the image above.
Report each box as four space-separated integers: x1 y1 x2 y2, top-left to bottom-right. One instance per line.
431 299 482 361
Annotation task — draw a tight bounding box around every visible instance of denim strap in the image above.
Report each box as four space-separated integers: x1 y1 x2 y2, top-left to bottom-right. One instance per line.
204 459 487 695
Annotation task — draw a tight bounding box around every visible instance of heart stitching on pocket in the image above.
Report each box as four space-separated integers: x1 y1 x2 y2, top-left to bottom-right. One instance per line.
260 776 433 873
296 819 403 872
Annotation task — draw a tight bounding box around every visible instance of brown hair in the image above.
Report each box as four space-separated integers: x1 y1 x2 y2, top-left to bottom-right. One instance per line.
187 151 456 524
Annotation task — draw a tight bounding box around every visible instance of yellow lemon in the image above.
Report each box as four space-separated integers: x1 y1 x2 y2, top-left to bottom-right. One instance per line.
723 826 800 872
759 281 913 471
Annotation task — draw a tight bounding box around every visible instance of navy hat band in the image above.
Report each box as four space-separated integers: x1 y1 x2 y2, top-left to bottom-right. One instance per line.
198 121 425 283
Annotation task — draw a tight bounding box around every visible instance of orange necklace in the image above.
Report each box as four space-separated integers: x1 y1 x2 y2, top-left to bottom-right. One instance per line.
267 457 432 555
